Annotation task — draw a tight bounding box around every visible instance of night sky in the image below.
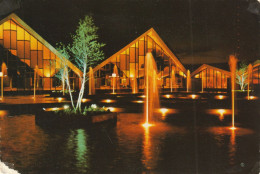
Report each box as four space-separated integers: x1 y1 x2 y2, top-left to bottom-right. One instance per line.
1 0 260 65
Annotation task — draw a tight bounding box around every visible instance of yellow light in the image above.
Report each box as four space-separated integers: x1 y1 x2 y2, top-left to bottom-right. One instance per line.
63 105 69 109
81 98 90 103
142 122 154 128
101 99 115 103
217 109 225 115
229 127 237 130
0 72 3 77
215 95 226 100
164 94 171 98
191 94 197 99
52 107 59 111
133 100 144 103
160 108 168 116
112 73 116 77
139 95 146 98
57 97 63 102
248 96 257 100
106 107 115 112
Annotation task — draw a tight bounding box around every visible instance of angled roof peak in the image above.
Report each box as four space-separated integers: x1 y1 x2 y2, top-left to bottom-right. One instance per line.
93 27 186 73
0 13 83 77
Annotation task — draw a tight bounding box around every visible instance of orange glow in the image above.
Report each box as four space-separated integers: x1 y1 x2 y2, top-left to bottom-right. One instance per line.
142 122 154 128
57 97 63 102
133 100 144 103
190 94 197 99
0 110 8 117
106 107 115 112
105 107 123 112
215 95 227 100
102 99 115 103
217 109 226 115
160 108 168 116
164 94 171 98
229 127 237 130
139 95 146 98
246 96 258 100
81 98 90 103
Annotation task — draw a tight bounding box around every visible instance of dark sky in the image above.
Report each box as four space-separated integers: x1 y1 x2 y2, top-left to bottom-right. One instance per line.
1 0 260 65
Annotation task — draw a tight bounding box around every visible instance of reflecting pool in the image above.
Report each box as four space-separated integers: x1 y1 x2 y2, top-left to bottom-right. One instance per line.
0 113 258 173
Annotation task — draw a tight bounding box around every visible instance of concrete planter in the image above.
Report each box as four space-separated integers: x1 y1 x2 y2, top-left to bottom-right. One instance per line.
35 109 117 128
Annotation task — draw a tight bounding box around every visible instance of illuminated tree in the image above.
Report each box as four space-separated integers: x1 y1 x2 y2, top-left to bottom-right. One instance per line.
236 62 248 91
57 15 105 112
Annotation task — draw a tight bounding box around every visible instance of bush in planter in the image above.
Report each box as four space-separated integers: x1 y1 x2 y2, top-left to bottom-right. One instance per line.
54 104 109 117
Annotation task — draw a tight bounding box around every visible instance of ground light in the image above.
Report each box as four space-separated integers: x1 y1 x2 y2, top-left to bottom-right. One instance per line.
215 95 226 100
142 122 154 128
160 108 169 116
57 97 63 102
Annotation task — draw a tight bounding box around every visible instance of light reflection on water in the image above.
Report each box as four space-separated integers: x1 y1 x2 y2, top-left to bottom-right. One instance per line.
0 114 258 173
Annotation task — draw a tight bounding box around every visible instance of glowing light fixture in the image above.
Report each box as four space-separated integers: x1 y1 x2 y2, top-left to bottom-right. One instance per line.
229 127 237 130
106 107 115 112
81 98 90 103
102 99 115 103
139 95 146 98
52 107 59 111
142 122 154 128
112 73 116 77
215 95 226 100
164 94 171 98
191 94 197 99
160 108 169 116
217 109 225 115
63 105 69 109
57 97 63 102
133 100 144 103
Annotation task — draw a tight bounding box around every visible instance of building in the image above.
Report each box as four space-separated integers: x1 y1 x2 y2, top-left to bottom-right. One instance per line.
252 60 260 86
0 13 82 91
92 28 187 91
191 64 231 89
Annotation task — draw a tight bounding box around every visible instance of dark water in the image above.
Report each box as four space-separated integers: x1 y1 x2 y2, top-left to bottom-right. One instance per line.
0 113 258 174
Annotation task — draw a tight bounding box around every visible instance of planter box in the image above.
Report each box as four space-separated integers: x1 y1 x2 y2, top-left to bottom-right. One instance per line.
35 109 117 128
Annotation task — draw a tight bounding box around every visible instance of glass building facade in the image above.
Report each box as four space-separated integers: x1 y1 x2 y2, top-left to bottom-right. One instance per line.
191 64 230 89
92 28 187 90
0 14 81 91
252 63 260 85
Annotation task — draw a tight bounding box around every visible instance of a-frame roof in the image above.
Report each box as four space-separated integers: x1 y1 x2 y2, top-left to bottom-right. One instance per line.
92 28 186 74
191 64 231 77
0 13 83 77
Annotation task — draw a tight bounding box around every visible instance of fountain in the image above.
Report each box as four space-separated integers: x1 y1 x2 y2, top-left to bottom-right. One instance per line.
201 72 204 93
143 52 160 127
247 64 252 100
130 73 138 94
228 55 237 130
186 70 191 92
1 62 7 100
111 65 119 94
34 65 38 100
89 67 95 95
170 68 176 93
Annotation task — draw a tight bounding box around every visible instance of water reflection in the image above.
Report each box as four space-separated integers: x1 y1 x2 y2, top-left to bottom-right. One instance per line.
142 125 153 169
67 129 88 173
229 128 236 165
0 114 258 173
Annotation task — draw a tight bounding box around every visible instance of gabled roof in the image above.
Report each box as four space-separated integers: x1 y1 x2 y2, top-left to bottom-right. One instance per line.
92 28 186 74
0 13 83 77
253 60 260 68
191 64 231 77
